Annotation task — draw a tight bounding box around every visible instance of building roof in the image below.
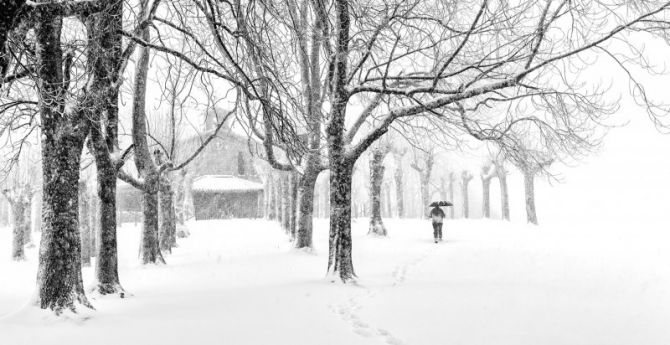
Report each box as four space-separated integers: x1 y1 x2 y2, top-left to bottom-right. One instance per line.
191 175 264 193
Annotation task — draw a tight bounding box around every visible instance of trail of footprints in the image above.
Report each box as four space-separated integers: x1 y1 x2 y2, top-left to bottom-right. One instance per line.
331 248 436 345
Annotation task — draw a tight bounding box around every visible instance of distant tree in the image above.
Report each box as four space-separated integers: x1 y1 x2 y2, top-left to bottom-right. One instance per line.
368 144 391 236
461 171 474 218
1 184 31 261
411 150 435 216
481 163 496 218
493 160 511 221
391 147 408 218
78 180 93 266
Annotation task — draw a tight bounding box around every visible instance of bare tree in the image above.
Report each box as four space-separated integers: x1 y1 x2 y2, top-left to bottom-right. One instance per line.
411 150 435 216
481 163 496 218
368 144 391 236
493 160 510 221
461 171 474 218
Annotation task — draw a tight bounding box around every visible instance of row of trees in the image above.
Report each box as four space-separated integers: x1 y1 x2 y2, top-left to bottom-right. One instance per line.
2 0 670 313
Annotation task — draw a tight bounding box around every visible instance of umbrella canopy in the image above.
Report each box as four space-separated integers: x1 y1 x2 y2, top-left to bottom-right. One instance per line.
429 201 453 207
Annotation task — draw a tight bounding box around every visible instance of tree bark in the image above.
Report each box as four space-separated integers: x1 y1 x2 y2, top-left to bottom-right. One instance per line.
140 176 164 264
159 174 177 252
94 165 122 294
34 11 92 313
281 174 291 235
78 181 92 266
85 0 124 294
368 148 387 236
295 169 318 248
327 161 355 282
524 171 538 225
496 163 510 220
5 198 27 261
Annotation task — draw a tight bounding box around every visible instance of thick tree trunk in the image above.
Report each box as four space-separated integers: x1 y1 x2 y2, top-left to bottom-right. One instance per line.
524 171 538 225
37 137 91 312
78 181 92 266
85 0 123 294
94 166 122 294
368 149 387 236
35 12 91 313
159 175 177 252
327 162 355 282
295 169 318 248
140 176 164 264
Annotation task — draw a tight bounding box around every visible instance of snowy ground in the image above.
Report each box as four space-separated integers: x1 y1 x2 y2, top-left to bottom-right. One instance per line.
0 217 668 345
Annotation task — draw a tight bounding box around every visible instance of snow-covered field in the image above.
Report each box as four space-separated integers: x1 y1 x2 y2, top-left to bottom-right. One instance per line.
1 217 668 345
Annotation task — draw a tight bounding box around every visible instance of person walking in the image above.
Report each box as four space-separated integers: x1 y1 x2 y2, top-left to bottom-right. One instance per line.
430 204 445 243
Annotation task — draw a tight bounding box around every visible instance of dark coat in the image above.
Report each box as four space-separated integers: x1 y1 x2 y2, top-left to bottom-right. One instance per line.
430 207 445 223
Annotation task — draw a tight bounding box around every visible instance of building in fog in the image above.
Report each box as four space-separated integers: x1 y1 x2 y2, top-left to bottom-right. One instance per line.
117 125 263 222
191 175 263 219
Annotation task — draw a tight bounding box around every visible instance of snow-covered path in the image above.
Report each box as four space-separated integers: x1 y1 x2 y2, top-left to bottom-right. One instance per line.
0 218 669 345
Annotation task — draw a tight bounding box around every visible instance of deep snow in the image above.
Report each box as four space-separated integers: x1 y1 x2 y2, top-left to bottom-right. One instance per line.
0 217 668 345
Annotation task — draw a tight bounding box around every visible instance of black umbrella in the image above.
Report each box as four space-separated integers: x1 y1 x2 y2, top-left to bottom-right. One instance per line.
429 201 453 207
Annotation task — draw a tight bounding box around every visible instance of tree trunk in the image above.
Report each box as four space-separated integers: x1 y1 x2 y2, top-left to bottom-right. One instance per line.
482 178 491 218
461 172 473 218
393 153 405 218
295 169 318 248
497 167 510 220
94 165 123 294
140 176 164 264
78 181 92 266
34 12 91 313
524 171 538 225
368 149 387 236
22 194 32 247
327 162 355 282
274 173 281 222
10 201 26 261
289 171 298 239
159 175 177 252
37 137 91 312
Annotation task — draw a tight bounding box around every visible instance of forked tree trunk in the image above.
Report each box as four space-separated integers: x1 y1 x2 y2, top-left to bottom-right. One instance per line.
84 0 124 294
78 181 92 266
368 149 387 236
35 12 92 313
524 171 538 225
